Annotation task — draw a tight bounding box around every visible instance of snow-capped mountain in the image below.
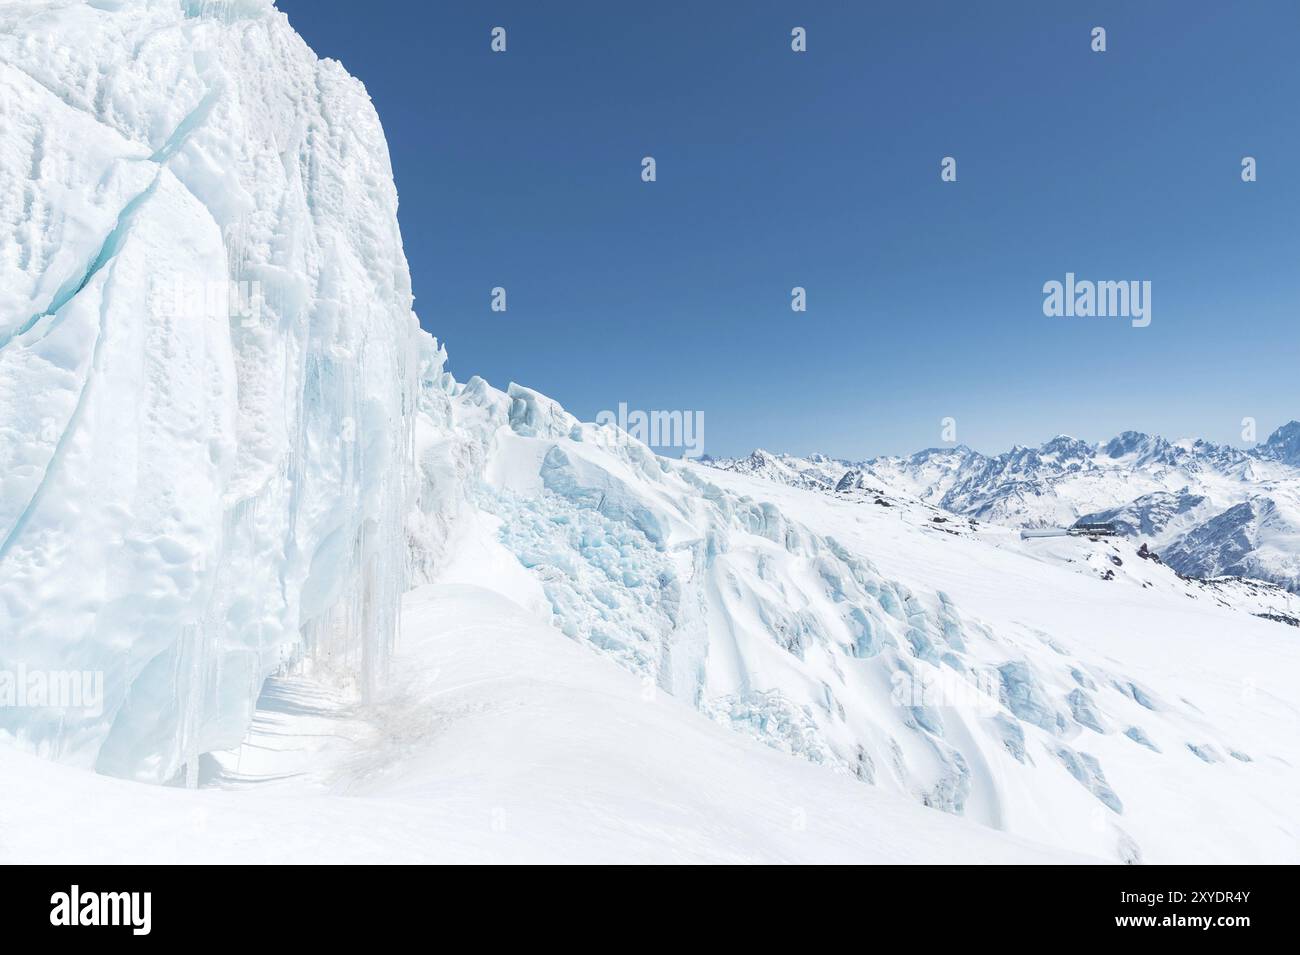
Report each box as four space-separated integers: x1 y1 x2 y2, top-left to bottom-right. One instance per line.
1 0 1296 865
699 448 842 491
709 424 1300 593
1257 420 1300 467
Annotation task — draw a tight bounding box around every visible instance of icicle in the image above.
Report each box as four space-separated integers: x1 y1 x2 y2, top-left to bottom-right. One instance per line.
178 623 205 789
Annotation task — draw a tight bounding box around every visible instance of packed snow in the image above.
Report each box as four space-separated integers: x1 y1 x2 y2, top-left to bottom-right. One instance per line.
0 583 1085 864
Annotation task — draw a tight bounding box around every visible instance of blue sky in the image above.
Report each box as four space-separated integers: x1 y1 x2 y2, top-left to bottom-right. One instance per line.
276 0 1299 458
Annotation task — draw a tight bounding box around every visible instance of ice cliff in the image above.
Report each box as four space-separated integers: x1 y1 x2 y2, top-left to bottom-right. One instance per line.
0 0 421 780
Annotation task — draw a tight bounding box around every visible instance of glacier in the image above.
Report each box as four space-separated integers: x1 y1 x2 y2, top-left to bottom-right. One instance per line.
406 374 1298 861
0 0 1296 864
0 0 419 781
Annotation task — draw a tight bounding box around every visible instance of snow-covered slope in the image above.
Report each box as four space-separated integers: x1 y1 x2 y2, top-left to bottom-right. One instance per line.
397 372 1299 863
0 583 1083 864
1 0 1296 866
709 425 1300 593
0 0 420 781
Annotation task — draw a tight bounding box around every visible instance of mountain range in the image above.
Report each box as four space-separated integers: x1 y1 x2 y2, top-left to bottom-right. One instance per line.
705 423 1300 593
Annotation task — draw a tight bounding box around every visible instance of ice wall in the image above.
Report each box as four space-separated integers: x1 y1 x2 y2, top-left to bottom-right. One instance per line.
0 0 422 781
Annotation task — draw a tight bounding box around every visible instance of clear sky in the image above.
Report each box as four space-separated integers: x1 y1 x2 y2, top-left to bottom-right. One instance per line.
275 0 1299 458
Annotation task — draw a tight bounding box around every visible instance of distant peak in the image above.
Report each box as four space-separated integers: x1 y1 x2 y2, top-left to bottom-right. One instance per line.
1265 421 1300 444
1261 421 1300 463
1103 431 1167 459
909 444 975 461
